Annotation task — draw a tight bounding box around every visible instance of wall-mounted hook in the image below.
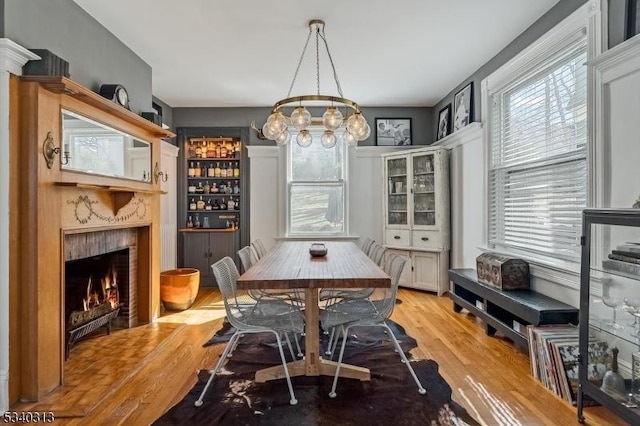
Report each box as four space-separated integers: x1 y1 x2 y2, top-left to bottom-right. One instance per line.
250 121 267 140
153 161 168 184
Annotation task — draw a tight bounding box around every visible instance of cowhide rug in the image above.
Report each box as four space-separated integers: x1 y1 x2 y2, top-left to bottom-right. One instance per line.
154 320 479 425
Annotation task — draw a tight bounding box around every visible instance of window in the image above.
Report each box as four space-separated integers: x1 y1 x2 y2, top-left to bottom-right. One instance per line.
287 129 347 236
487 34 588 263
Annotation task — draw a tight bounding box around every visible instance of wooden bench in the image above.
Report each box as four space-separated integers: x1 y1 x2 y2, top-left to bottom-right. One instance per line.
448 268 579 349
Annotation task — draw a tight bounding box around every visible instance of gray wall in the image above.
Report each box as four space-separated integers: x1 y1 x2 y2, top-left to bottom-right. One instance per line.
431 0 631 141
4 0 152 115
0 0 5 37
173 106 432 147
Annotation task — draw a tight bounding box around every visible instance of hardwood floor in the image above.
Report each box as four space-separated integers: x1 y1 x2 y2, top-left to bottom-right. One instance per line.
10 288 623 425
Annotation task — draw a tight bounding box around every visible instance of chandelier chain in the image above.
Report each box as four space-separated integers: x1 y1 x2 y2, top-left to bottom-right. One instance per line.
318 26 344 98
315 25 320 95
287 24 313 98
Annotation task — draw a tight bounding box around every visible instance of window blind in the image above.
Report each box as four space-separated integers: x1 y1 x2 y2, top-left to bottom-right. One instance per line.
488 39 587 262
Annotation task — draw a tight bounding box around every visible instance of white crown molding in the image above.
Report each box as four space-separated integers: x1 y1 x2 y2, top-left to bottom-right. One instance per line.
353 145 402 158
247 145 280 158
431 122 483 150
161 140 180 157
0 38 40 74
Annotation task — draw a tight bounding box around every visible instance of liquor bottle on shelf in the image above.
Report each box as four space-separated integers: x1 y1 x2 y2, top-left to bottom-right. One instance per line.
226 162 233 177
188 141 195 158
219 198 227 210
233 162 240 177
188 182 196 194
194 214 200 228
225 181 233 194
235 198 240 210
233 181 240 194
186 215 193 228
211 182 218 193
189 198 197 211
196 196 205 210
215 143 221 158
207 163 215 177
207 141 215 158
195 142 202 158
195 182 204 194
220 163 227 178
201 163 206 177
203 180 210 194
213 199 220 210
188 162 195 177
205 198 212 211
201 141 208 158
227 197 235 210
194 162 201 177
214 162 221 178
220 144 227 158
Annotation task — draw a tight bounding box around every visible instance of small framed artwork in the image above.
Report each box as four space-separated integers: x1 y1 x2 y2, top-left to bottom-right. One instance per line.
375 118 412 146
627 0 640 40
436 104 452 140
453 82 473 132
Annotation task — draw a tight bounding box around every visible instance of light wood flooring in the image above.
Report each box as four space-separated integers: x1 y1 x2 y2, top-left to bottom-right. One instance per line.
10 288 623 425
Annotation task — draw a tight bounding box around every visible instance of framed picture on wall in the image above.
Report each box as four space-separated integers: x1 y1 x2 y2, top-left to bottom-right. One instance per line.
375 118 412 146
436 104 452 140
627 0 640 39
453 82 473 132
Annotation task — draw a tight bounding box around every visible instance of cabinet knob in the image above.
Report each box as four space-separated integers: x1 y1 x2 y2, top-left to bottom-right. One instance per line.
394 235 401 240
421 237 429 241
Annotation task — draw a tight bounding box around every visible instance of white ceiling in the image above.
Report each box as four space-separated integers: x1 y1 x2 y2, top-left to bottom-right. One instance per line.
72 0 560 108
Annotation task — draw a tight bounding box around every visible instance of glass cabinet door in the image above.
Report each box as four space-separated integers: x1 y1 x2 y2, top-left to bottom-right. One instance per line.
412 153 435 226
386 157 408 226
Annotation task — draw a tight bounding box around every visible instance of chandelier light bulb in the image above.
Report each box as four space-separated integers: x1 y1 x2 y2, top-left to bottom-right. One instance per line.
291 106 312 130
320 130 337 148
275 130 291 145
296 129 313 147
356 122 371 141
322 107 343 131
346 112 366 136
342 128 358 146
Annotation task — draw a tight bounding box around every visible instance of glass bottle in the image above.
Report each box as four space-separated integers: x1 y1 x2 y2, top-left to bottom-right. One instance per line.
194 162 201 177
220 162 227 178
189 198 197 211
203 180 210 194
205 198 212 211
188 182 196 194
226 181 233 194
214 162 221 178
215 143 221 158
186 215 193 228
195 142 202 158
196 196 205 210
233 181 240 194
194 214 200 228
207 141 215 158
233 161 240 177
188 141 195 158
188 162 195 177
211 182 218 193
219 198 227 210
220 144 228 158
213 199 220 210
202 216 210 228
227 197 235 210
201 141 208 158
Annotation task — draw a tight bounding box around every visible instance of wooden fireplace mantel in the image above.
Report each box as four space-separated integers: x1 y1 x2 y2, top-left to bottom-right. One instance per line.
9 74 170 403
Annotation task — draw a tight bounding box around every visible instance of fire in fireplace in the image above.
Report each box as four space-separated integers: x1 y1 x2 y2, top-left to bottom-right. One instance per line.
64 248 130 359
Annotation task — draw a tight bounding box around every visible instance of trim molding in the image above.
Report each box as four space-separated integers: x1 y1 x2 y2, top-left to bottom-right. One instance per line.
430 122 483 149
0 39 39 414
247 145 280 158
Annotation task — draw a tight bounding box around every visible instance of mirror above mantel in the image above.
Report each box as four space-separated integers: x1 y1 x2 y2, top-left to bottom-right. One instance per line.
61 109 152 183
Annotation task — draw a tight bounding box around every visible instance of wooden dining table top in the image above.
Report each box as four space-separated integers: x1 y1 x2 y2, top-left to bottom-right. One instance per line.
236 241 390 290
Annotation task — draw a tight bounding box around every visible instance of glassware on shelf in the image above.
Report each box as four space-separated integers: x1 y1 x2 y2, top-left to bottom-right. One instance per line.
602 295 626 330
625 298 640 338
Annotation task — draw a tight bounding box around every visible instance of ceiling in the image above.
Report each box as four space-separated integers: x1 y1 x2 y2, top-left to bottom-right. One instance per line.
72 0 561 108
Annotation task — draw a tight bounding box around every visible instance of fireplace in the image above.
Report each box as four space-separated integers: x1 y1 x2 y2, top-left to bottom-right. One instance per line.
63 227 140 358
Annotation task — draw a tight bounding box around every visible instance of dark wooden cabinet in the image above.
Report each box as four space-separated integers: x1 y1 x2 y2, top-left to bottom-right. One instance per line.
181 230 240 287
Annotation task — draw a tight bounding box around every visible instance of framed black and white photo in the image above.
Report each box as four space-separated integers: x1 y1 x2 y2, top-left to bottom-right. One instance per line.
627 0 640 39
436 104 451 140
453 82 473 132
375 118 412 146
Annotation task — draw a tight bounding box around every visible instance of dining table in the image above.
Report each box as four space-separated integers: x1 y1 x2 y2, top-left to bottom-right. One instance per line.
236 241 390 383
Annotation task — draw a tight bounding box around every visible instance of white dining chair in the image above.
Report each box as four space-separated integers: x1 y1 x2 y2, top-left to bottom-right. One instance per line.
320 252 426 398
195 257 304 407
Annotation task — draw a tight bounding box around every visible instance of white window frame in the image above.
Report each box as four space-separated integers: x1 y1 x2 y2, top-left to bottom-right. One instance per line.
286 127 349 238
481 0 603 282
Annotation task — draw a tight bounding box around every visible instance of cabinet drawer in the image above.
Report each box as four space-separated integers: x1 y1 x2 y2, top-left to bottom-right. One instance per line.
412 230 442 249
385 229 410 247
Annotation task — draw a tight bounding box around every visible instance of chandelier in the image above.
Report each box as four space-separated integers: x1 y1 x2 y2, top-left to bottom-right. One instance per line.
260 19 370 148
